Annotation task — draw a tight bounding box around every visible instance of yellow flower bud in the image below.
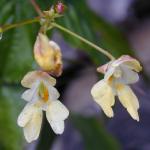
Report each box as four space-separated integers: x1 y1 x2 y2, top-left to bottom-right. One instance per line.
34 33 63 77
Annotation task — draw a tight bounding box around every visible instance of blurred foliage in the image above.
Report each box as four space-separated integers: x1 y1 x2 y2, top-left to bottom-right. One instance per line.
0 0 38 149
72 115 120 150
0 0 38 83
57 0 133 64
0 86 24 150
0 0 134 149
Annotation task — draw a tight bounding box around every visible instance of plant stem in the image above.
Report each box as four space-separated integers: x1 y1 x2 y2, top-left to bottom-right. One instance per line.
30 0 44 16
52 22 115 60
0 14 115 60
1 17 40 32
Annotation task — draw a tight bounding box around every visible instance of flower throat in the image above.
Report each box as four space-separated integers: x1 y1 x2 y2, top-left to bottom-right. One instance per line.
38 82 49 102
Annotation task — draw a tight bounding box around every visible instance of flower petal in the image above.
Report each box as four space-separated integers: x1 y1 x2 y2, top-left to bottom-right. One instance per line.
104 66 116 81
49 120 64 134
34 33 63 76
21 82 39 102
97 61 112 74
117 64 139 84
23 108 43 143
21 89 34 102
47 84 60 100
49 41 60 50
91 80 115 117
116 84 139 121
113 55 142 72
21 71 56 88
97 64 108 74
46 100 69 122
48 41 63 77
17 104 35 127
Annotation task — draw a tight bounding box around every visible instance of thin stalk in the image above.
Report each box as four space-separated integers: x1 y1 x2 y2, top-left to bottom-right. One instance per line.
52 22 115 60
30 0 44 16
1 17 40 32
0 14 115 61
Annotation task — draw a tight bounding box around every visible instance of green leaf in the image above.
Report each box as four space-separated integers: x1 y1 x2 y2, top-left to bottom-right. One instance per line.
0 85 25 150
0 0 39 83
57 5 105 64
72 115 120 150
2 27 35 83
56 0 133 64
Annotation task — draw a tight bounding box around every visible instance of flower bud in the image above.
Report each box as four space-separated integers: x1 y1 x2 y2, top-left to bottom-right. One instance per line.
55 2 65 14
34 33 63 77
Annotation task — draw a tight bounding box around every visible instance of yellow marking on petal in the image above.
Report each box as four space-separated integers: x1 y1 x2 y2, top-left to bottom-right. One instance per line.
116 83 124 90
107 76 113 85
39 82 49 102
43 88 49 102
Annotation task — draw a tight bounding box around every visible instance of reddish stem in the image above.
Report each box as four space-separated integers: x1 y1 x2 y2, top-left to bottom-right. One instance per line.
30 0 44 16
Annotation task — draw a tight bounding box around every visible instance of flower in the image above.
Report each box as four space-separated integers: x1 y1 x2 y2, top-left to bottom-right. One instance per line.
17 71 69 143
91 55 142 121
34 33 62 77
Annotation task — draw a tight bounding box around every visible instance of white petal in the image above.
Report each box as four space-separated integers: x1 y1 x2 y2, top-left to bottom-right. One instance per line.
23 108 43 143
43 80 60 100
49 120 64 134
104 64 116 81
117 64 139 84
116 84 139 121
112 55 142 72
21 81 40 103
46 100 69 122
17 104 35 127
47 84 60 100
125 61 142 72
91 80 115 117
21 71 56 88
21 89 33 101
21 88 37 102
49 41 61 51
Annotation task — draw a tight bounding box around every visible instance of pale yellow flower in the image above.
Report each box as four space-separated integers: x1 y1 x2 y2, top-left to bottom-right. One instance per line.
18 71 69 142
91 55 142 121
34 33 62 76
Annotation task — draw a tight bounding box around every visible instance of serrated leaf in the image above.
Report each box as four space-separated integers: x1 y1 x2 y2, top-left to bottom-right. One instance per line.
0 0 39 83
2 27 35 83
